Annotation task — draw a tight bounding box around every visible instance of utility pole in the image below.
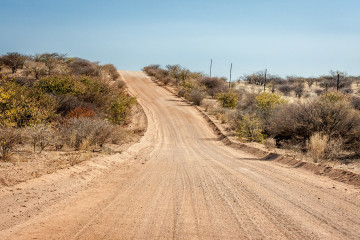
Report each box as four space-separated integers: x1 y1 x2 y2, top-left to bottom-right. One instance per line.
210 59 212 78
336 73 340 91
264 69 267 92
229 63 232 89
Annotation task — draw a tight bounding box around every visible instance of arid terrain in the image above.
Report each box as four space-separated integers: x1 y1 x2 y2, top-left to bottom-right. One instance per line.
1 71 360 239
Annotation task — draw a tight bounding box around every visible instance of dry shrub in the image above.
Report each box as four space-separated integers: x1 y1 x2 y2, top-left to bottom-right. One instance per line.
351 96 360 110
0 127 22 161
13 77 35 87
142 65 160 76
200 77 228 97
68 58 100 76
306 78 316 87
278 85 293 96
315 89 323 96
319 76 352 90
269 97 360 152
56 95 94 116
207 103 223 117
264 138 276 148
303 92 311 98
26 124 53 153
117 80 126 89
62 118 114 150
67 152 90 166
109 126 135 145
188 88 205 106
294 82 305 98
1 52 26 73
178 88 187 97
201 99 213 112
102 64 120 80
143 68 159 78
325 137 343 160
153 69 168 82
162 76 173 85
341 88 353 94
236 91 257 112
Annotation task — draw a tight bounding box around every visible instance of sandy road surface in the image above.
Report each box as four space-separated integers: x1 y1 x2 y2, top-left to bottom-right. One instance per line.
1 71 360 239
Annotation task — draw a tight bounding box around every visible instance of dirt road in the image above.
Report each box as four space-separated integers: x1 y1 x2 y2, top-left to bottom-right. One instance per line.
1 71 360 239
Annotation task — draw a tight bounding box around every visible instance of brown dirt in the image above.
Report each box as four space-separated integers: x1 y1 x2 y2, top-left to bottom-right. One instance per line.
1 71 360 239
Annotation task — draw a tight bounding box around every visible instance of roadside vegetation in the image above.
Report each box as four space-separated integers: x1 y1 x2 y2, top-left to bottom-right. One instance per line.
143 64 360 163
0 52 136 162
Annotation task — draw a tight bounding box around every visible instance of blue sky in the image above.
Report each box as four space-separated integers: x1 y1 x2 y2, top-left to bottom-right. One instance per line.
1 0 359 79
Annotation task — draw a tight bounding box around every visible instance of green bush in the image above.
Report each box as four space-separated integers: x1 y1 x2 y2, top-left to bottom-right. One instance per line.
255 92 286 113
37 75 114 108
78 77 111 106
37 75 84 95
255 92 286 125
216 91 238 108
0 80 57 127
108 93 136 124
236 114 265 142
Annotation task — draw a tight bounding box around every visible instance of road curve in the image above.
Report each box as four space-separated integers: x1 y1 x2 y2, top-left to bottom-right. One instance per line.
2 71 360 239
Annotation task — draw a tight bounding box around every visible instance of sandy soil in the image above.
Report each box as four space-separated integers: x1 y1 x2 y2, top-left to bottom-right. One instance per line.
1 71 360 239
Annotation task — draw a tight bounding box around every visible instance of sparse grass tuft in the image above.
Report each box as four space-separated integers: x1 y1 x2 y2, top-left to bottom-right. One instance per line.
306 133 328 162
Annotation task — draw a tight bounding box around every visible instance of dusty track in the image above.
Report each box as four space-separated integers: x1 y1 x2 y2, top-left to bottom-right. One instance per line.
1 71 360 239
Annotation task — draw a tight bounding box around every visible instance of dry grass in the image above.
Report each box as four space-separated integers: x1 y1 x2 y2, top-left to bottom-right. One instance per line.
307 133 328 162
264 138 276 149
215 112 228 123
201 99 213 112
306 133 344 162
109 126 136 145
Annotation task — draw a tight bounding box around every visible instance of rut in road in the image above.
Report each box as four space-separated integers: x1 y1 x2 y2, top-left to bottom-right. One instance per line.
1 71 360 240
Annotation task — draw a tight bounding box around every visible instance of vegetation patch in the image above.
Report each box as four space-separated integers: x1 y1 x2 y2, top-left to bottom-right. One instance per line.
143 64 360 163
0 52 136 162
